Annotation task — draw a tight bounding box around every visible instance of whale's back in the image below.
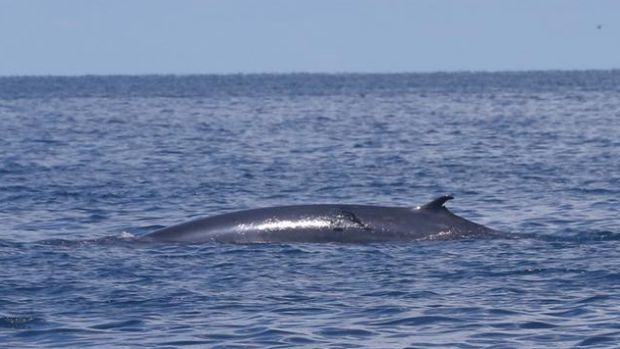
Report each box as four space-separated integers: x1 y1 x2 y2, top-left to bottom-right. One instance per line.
143 198 503 243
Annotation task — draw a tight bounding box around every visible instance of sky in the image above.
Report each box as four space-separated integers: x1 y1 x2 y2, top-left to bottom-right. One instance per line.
0 0 618 75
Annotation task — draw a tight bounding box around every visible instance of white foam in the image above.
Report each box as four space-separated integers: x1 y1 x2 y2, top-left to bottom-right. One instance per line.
118 231 136 239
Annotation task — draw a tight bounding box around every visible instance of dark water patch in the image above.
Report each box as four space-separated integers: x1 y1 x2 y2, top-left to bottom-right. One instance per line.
90 319 145 331
520 230 620 243
577 335 619 347
370 315 463 327
27 235 139 248
317 327 375 338
576 295 613 304
519 321 557 329
544 307 592 318
158 340 214 346
14 327 101 338
270 306 335 316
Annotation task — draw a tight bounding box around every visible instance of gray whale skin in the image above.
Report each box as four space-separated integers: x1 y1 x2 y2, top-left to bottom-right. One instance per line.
142 195 505 243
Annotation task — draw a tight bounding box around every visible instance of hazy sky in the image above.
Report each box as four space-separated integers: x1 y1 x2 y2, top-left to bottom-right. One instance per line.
1 0 618 75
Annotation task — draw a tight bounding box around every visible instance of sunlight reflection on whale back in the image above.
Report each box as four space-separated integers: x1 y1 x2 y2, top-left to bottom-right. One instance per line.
235 218 334 232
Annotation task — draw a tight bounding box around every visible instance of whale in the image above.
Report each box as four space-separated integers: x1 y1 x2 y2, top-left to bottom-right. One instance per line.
141 195 506 243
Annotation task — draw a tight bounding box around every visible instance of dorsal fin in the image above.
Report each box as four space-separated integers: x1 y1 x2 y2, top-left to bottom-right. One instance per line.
418 195 454 210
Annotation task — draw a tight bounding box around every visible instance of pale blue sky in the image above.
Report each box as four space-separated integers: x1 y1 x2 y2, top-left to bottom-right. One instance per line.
0 0 618 75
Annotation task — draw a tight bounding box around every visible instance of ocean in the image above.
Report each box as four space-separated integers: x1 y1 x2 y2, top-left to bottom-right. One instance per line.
1 71 619 348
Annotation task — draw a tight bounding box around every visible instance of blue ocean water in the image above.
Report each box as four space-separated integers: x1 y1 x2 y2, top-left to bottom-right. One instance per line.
0 72 619 348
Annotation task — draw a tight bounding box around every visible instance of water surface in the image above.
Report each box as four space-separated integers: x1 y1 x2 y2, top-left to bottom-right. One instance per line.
1 71 619 348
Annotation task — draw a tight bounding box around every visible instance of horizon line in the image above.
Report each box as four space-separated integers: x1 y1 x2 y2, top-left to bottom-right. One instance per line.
1 68 619 79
